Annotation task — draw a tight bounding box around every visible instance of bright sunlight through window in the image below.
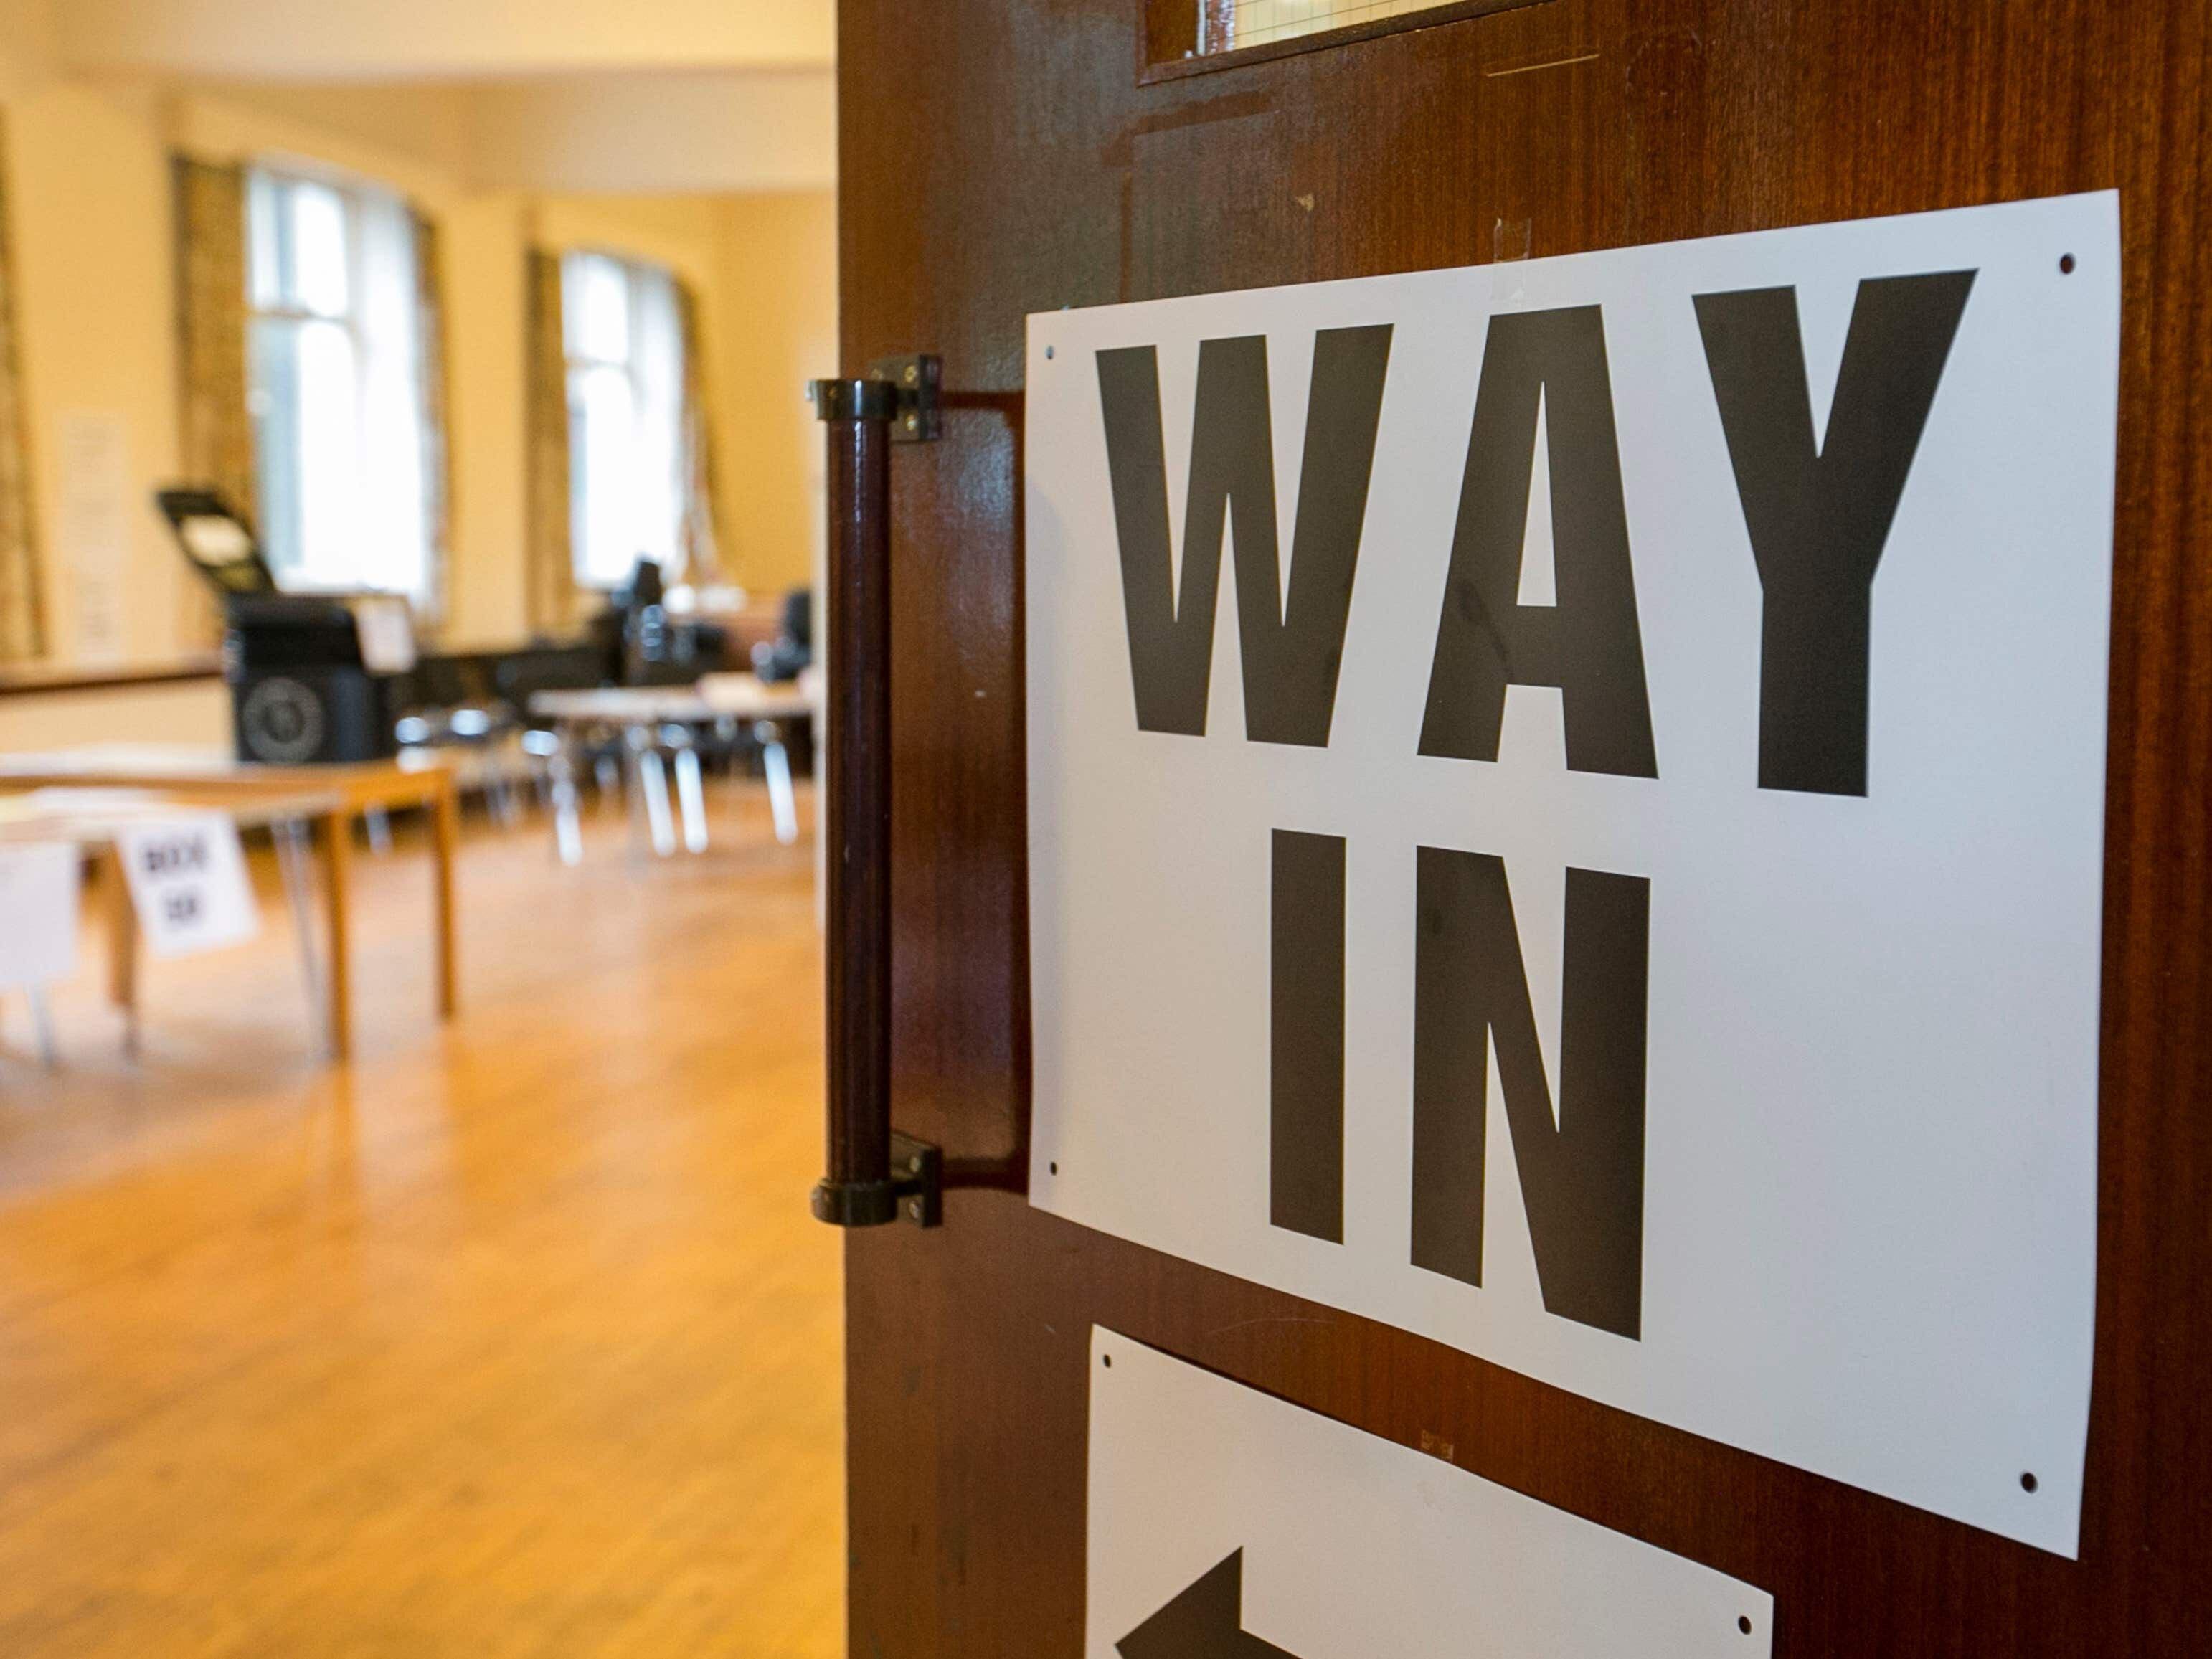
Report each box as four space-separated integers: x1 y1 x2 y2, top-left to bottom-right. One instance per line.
562 252 686 590
247 168 431 602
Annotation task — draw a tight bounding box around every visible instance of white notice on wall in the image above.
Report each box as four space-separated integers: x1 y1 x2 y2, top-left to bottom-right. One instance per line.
0 843 82 991
1090 1330 1772 1659
56 412 133 668
118 814 258 958
1026 192 2117 1554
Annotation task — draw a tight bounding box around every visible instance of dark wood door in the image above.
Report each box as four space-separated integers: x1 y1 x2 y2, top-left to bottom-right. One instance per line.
836 1 2212 1653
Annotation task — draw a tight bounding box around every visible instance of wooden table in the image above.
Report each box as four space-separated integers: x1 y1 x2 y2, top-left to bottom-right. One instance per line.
0 747 461 1062
529 673 817 863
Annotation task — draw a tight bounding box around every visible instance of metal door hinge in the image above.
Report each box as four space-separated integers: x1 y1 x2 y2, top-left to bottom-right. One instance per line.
812 1131 943 1230
808 354 941 443
888 1132 942 1227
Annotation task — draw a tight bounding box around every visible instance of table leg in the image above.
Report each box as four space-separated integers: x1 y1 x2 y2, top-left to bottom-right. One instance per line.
432 779 459 1021
321 808 354 1063
273 818 326 1056
102 845 140 1057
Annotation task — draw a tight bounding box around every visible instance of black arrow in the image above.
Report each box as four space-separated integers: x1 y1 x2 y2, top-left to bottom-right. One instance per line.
1117 1549 1300 1659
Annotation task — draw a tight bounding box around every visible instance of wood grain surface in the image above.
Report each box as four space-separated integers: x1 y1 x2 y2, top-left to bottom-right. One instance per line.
0 788 842 1656
839 1 2212 1653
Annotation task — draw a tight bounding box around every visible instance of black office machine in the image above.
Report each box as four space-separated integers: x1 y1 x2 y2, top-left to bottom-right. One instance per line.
587 557 731 687
157 488 419 765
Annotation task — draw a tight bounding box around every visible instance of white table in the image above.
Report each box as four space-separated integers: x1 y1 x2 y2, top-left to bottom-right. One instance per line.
0 747 463 1062
0 785 344 1062
526 673 818 864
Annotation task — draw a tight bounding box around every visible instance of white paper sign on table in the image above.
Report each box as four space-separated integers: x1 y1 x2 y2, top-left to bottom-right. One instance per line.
1090 1329 1771 1659
1027 192 2117 1554
117 814 258 958
0 843 81 991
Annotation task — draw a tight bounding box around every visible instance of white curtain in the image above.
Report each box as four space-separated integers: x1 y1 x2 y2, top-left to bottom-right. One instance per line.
245 170 430 605
630 266 685 576
561 252 687 587
355 191 430 602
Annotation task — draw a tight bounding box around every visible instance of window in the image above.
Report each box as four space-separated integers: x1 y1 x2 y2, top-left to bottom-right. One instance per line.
1199 0 1467 52
562 252 686 590
247 168 430 601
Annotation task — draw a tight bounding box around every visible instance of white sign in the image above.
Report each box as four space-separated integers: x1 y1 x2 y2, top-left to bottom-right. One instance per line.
0 843 81 991
1027 193 2117 1555
118 814 259 958
1090 1330 1771 1658
56 411 132 668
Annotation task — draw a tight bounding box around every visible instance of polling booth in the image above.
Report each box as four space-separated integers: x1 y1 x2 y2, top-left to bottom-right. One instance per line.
157 490 418 766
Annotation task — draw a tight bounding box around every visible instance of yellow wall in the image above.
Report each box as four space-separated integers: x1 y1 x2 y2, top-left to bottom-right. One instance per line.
60 0 833 81
529 190 838 602
6 80 191 666
441 191 531 649
0 679 229 751
0 70 836 686
713 192 836 599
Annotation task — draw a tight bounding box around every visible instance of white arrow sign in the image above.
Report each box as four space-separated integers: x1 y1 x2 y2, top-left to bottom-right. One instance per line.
1090 1330 1770 1659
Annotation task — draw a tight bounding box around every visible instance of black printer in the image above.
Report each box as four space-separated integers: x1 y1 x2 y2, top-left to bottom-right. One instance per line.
156 489 417 765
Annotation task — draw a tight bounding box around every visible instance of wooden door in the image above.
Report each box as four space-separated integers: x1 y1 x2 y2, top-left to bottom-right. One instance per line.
836 1 2212 1653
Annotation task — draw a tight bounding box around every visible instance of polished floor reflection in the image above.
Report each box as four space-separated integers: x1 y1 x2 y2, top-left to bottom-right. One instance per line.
0 785 840 1657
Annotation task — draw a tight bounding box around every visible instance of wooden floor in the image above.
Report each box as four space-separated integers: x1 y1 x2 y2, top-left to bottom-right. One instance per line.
0 785 842 1658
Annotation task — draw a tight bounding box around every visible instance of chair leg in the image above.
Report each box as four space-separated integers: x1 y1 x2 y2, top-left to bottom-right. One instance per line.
759 721 799 846
674 745 709 854
624 727 676 861
364 804 393 856
639 750 677 859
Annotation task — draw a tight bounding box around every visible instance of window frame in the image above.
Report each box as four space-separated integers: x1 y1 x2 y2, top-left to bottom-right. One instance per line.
1141 0 1544 82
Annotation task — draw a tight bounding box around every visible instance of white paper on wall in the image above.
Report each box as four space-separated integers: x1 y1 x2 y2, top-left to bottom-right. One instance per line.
1089 1329 1772 1659
0 843 82 991
56 411 133 668
1026 192 2118 1554
118 814 259 959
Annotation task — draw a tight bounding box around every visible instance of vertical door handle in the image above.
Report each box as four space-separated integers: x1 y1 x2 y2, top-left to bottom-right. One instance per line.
807 356 942 1228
